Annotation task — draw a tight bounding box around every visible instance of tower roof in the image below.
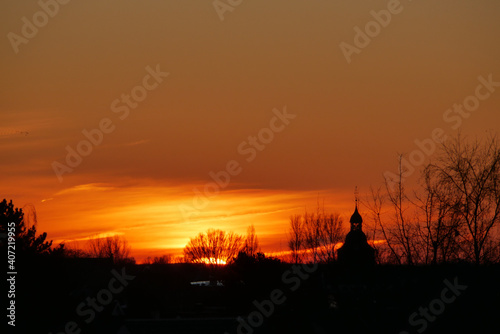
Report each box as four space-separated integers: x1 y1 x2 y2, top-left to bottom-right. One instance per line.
350 206 363 225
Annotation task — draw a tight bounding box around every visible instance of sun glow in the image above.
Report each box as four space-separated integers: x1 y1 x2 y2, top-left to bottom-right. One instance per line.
199 257 227 265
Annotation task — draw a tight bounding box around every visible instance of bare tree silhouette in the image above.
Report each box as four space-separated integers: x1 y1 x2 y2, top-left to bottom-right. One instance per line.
288 214 304 264
242 225 260 257
144 254 172 265
183 228 243 264
88 235 132 264
426 134 500 264
288 207 344 263
366 134 500 265
415 168 463 264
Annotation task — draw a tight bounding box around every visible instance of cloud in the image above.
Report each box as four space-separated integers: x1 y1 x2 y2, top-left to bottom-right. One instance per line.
123 139 151 147
68 231 126 242
54 183 115 196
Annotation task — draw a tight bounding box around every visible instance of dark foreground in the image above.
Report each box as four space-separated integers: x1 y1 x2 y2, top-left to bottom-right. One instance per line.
8 257 500 334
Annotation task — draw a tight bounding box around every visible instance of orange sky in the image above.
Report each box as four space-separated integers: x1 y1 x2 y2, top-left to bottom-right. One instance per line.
1 0 500 262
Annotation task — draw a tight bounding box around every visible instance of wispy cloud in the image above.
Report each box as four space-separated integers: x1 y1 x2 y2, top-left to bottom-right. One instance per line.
54 183 115 196
66 231 125 242
123 139 151 147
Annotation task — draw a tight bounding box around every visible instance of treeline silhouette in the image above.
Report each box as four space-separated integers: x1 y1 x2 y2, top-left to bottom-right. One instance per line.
365 134 500 265
286 134 500 266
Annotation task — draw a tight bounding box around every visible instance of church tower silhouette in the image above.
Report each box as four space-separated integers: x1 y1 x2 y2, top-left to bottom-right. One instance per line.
337 191 375 266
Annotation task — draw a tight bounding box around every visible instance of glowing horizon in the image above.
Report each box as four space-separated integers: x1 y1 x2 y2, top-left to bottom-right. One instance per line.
25 179 360 262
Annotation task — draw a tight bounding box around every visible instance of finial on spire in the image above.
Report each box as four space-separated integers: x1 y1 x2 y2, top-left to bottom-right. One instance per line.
354 186 359 208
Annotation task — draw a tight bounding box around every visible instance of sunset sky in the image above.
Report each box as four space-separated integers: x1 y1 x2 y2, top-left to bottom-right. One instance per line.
1 0 500 261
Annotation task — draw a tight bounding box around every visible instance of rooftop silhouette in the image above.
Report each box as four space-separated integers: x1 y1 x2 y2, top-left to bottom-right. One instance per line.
337 203 375 266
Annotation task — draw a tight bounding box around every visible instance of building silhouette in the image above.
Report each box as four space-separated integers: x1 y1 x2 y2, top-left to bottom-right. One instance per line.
337 203 375 266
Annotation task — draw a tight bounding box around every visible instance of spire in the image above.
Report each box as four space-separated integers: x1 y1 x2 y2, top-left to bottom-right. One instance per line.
354 186 359 209
350 186 362 231
337 186 376 266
